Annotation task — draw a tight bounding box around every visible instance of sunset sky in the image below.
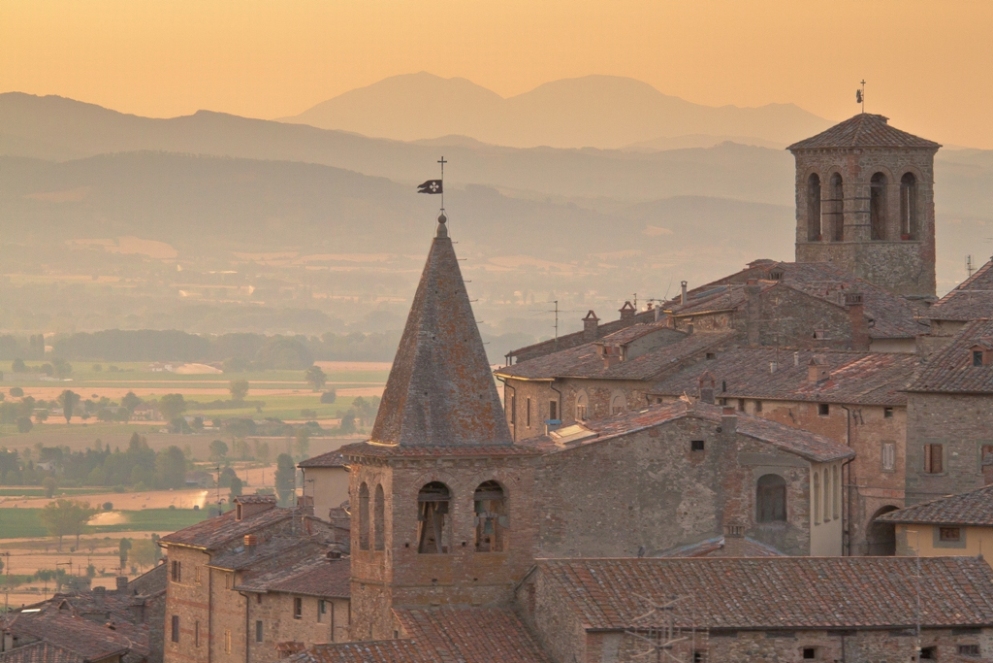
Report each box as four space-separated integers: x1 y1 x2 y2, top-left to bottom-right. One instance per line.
2 0 992 148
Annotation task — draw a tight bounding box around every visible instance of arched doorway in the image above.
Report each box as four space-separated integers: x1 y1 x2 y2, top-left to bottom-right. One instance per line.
866 506 899 556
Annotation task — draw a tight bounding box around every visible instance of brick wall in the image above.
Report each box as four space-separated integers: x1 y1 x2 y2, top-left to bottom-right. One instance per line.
246 592 349 663
163 548 211 663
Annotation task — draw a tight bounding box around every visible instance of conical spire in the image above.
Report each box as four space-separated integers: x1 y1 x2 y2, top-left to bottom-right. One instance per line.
370 214 512 447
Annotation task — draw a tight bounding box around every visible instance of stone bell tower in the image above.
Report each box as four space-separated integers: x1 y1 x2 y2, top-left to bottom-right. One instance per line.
340 213 538 641
788 113 941 298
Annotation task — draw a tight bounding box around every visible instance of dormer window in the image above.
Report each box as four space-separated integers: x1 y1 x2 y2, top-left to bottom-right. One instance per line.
970 344 993 366
974 350 984 367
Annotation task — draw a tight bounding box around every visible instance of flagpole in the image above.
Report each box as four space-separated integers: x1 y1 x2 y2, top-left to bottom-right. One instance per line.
438 156 446 213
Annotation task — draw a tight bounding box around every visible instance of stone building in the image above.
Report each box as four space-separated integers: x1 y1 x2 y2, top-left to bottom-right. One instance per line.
298 452 350 523
904 318 993 505
788 113 941 298
920 256 993 357
158 495 349 663
877 483 993 564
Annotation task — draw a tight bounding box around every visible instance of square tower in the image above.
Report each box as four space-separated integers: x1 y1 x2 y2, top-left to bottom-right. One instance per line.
789 114 940 298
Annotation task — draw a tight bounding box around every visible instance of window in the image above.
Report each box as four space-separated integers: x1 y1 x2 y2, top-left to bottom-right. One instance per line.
940 527 961 542
828 173 844 241
194 621 200 647
706 352 716 360
417 482 452 554
224 629 232 654
756 474 787 522
807 173 822 240
256 593 262 604
812 471 820 525
870 172 888 240
974 350 984 367
754 400 762 413
691 440 705 452
373 484 385 551
576 392 588 421
293 597 303 619
818 403 830 416
693 652 705 663
882 442 896 471
884 407 893 418
959 644 981 657
236 503 243 520
255 620 263 643
823 468 830 523
358 483 370 550
549 400 558 421
802 647 817 660
833 465 840 519
924 444 944 474
526 397 531 427
611 394 626 415
318 600 327 622
737 399 745 412
474 481 507 552
920 646 936 659
171 560 182 583
195 565 201 584
171 615 180 643
900 172 918 239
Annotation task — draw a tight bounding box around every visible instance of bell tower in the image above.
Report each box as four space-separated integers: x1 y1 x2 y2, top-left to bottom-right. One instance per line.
788 113 940 298
340 213 538 641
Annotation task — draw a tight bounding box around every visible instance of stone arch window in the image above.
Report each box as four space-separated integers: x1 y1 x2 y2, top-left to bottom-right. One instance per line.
828 173 844 241
610 392 626 415
756 474 787 523
870 172 888 240
576 391 589 421
812 471 820 525
807 173 822 240
900 172 918 240
417 482 452 554
474 481 508 552
358 482 370 551
373 484 385 551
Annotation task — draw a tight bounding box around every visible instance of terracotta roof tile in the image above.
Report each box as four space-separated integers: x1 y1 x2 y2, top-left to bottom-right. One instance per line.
495 331 733 381
877 484 993 526
0 642 83 663
289 607 551 663
237 555 350 598
159 505 291 551
6 608 143 663
651 348 916 406
298 451 348 468
788 114 941 151
535 557 993 630
370 218 512 448
907 319 993 393
930 258 993 321
339 441 540 459
658 535 785 558
505 309 658 362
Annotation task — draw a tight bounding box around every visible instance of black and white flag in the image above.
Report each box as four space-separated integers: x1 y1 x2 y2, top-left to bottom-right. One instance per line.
417 180 443 194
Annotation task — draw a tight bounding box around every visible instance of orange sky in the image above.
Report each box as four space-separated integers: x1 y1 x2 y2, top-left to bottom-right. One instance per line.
2 0 992 147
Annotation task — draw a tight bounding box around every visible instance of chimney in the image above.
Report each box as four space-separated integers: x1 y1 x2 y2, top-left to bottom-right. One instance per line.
793 351 800 367
723 523 746 557
619 301 636 321
808 358 829 384
745 280 762 347
326 549 342 561
698 371 716 405
582 310 599 342
845 292 869 351
720 406 737 436
769 361 778 374
115 576 128 593
681 281 688 305
600 344 623 369
93 586 106 601
244 534 258 551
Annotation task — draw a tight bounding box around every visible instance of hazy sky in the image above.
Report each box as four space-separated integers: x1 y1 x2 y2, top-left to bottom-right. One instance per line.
3 0 992 147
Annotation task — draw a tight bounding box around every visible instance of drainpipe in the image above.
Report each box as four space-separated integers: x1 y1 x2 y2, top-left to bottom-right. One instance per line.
238 591 251 663
839 405 854 557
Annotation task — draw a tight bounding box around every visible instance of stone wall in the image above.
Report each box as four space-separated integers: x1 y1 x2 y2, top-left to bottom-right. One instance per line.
246 592 349 663
906 392 993 504
162 547 211 663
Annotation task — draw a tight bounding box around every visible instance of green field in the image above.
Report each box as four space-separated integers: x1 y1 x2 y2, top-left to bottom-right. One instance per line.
0 508 210 539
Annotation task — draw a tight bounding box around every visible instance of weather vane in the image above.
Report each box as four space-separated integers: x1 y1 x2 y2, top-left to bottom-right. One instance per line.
417 156 446 212
856 80 865 113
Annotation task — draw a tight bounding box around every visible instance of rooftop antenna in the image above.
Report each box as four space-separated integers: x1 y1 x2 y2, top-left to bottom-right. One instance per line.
856 80 866 113
967 255 976 279
548 301 559 351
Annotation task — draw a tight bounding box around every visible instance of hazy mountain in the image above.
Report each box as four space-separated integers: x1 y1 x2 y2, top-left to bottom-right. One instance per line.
282 73 834 149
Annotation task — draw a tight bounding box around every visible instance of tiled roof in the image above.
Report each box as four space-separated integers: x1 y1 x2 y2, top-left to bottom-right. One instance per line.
0 642 83 663
929 258 993 322
207 535 317 571
788 114 941 151
237 554 350 598
289 607 551 663
529 401 853 463
339 441 540 459
505 308 657 362
495 331 733 381
233 494 277 505
651 348 917 406
876 484 993 526
5 608 142 663
370 217 512 448
159 505 291 550
907 319 993 393
534 557 993 630
658 535 785 558
298 451 348 468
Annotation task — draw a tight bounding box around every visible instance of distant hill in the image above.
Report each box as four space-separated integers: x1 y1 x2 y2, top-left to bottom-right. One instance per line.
282 73 834 149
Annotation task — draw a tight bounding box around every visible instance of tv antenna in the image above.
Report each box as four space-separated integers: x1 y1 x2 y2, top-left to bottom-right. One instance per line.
856 80 866 113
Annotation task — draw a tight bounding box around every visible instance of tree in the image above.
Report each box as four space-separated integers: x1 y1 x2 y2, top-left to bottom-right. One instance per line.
17 416 33 433
294 428 310 459
35 568 55 593
155 446 187 489
157 394 186 422
338 410 356 435
209 439 229 462
229 475 243 498
121 391 142 415
9 387 23 397
118 538 132 571
304 365 327 391
320 389 337 404
130 539 157 570
229 379 249 402
42 476 57 498
52 358 72 379
11 359 25 373
58 389 80 424
34 409 48 424
275 453 296 504
40 499 94 551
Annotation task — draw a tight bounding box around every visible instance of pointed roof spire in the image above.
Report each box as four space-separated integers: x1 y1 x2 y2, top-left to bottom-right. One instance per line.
370 215 512 447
